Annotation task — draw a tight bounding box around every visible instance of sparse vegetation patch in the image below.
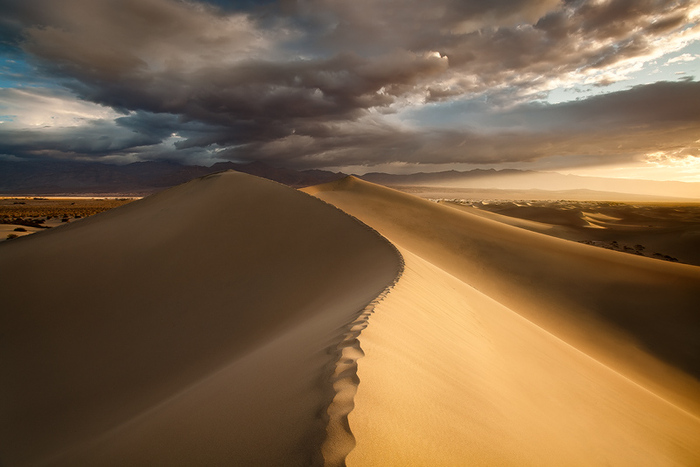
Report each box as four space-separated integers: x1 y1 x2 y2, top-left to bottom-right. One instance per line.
0 197 136 240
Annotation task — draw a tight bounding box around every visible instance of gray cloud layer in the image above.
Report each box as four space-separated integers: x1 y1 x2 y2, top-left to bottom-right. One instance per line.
1 0 699 168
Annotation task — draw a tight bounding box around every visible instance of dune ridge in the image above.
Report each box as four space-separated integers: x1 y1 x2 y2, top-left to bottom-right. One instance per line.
0 171 401 466
304 176 700 465
321 252 404 466
296 188 407 466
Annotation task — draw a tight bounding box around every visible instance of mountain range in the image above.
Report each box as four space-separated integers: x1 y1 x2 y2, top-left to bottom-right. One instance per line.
1 160 699 200
0 160 345 195
361 169 700 200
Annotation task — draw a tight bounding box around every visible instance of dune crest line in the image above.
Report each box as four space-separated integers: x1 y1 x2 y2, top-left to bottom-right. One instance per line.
320 254 404 467
298 191 405 466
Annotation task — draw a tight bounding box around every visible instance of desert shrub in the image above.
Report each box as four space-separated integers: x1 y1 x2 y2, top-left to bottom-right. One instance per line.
6 233 18 239
14 227 27 232
653 252 680 263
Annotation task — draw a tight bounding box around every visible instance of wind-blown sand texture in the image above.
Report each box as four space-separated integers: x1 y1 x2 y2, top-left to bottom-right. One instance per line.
304 176 700 466
0 171 401 466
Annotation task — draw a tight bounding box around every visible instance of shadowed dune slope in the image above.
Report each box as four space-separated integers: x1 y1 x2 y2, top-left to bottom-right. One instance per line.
303 176 700 462
0 171 401 466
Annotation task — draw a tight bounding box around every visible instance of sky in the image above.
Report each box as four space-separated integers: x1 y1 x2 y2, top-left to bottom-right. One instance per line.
1 0 699 181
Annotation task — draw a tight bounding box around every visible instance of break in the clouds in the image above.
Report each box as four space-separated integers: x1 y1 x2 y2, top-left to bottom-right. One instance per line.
1 0 700 179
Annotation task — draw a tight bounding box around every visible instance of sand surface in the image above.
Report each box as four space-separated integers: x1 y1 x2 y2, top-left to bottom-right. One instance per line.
3 171 699 466
442 199 700 266
304 176 700 465
0 171 401 466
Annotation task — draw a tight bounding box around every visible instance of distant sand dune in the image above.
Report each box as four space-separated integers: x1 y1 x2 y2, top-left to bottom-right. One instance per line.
0 171 401 466
304 176 700 465
439 200 700 268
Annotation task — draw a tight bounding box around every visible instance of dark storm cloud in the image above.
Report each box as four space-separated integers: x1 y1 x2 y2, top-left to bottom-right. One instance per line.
0 111 224 164
228 80 700 168
284 0 561 55
524 80 700 127
1 0 699 168
0 120 163 160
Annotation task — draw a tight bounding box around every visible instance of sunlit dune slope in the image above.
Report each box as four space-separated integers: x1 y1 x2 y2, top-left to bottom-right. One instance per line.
0 171 401 466
442 200 700 267
304 176 700 465
348 249 700 466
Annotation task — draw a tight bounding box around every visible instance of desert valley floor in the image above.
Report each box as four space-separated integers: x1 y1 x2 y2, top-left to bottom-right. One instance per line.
1 171 699 466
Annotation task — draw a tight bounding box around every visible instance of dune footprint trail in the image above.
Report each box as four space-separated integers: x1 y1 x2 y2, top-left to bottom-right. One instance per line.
321 255 404 467
304 176 700 466
0 171 401 466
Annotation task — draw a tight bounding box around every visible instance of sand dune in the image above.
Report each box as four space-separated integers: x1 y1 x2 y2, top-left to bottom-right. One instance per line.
3 171 699 466
304 176 700 465
348 249 700 466
442 200 700 266
0 171 401 466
